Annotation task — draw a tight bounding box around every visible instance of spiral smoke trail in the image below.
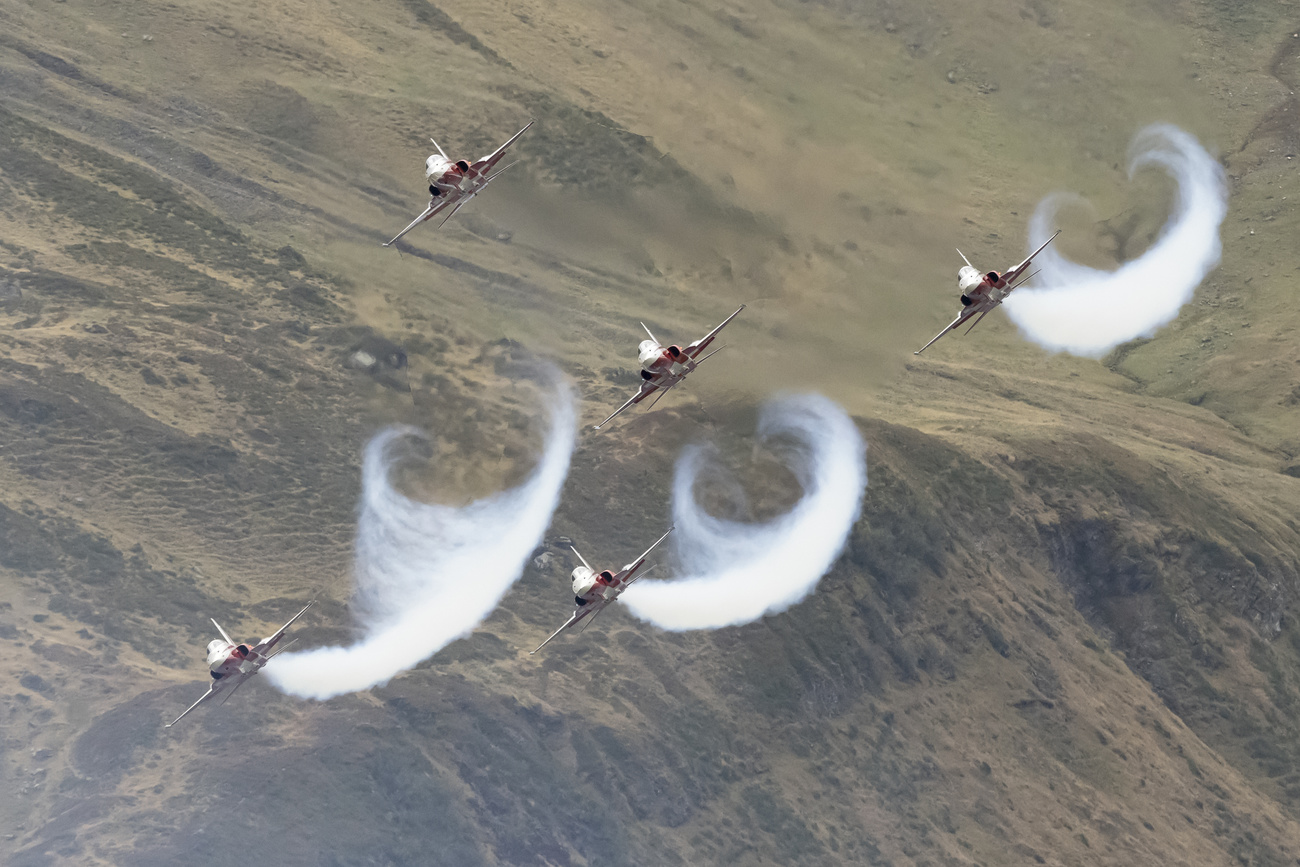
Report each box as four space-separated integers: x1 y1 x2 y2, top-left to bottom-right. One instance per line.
267 379 576 699
622 393 866 630
1003 124 1228 357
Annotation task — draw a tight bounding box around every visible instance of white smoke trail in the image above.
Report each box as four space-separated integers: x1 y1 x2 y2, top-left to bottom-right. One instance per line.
1002 124 1228 357
267 379 576 699
621 393 865 630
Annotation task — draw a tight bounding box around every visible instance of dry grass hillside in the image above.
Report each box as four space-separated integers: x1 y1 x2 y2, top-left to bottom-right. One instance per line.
2 0 1300 864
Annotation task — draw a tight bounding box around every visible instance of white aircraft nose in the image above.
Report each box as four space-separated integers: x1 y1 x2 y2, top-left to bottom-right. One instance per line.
957 266 984 293
572 566 597 595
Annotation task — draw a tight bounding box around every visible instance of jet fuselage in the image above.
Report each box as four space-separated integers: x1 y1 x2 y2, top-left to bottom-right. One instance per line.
205 639 252 680
572 565 619 604
424 155 475 195
957 265 1010 306
637 340 690 377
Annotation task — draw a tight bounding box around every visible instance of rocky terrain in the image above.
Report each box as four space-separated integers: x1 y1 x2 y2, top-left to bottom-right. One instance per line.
2 0 1300 864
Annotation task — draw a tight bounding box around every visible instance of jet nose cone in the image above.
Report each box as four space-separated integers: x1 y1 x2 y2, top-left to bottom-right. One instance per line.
957 266 983 293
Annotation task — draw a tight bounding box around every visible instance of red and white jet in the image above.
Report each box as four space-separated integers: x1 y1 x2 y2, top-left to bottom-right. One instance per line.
914 230 1060 355
593 305 745 430
531 528 673 653
166 602 313 727
383 120 533 248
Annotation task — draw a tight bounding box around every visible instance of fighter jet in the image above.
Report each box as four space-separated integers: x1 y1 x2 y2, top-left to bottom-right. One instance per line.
531 528 673 653
166 602 313 727
594 305 745 430
383 120 533 247
914 230 1060 354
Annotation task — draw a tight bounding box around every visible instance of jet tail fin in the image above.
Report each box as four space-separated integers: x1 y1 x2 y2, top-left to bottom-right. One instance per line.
211 618 235 647
570 546 594 572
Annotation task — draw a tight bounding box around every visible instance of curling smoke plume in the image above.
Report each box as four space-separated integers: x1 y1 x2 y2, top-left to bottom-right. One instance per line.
267 379 576 699
622 394 865 630
1002 124 1228 357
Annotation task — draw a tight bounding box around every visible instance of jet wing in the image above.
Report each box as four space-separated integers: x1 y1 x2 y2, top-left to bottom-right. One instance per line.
913 303 984 355
167 684 216 727
530 604 599 654
252 601 314 656
593 381 660 430
471 120 534 174
684 305 746 359
533 531 671 651
383 197 457 247
1001 229 1060 286
612 527 674 584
